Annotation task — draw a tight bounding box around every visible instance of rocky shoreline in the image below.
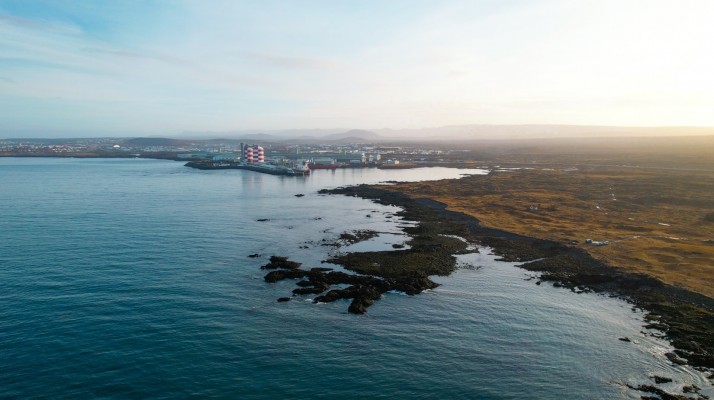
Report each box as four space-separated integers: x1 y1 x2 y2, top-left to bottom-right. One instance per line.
253 180 713 391
319 184 714 379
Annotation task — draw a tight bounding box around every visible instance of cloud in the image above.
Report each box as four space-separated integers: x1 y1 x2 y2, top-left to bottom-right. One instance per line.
241 51 342 71
2 0 714 133
80 47 189 66
0 13 82 35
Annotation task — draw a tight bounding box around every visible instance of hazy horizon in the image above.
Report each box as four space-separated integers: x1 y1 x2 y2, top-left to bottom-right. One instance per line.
2 1 714 137
4 124 714 142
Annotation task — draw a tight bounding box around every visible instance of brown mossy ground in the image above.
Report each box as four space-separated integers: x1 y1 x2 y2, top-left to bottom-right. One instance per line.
389 167 714 298
327 234 467 278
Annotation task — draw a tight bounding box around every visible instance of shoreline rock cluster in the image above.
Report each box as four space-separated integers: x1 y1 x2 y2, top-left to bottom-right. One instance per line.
256 204 472 314
260 257 438 314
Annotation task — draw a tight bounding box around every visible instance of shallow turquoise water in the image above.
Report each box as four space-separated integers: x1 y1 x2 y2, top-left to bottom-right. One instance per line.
0 158 710 399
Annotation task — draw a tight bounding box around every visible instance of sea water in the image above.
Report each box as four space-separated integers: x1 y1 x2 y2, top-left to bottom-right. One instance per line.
0 158 710 399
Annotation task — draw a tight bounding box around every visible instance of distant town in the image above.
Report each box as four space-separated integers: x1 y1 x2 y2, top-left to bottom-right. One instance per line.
4 132 714 172
0 135 478 169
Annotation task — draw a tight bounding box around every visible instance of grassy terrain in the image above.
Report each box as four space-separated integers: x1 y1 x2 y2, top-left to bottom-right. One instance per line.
385 166 714 298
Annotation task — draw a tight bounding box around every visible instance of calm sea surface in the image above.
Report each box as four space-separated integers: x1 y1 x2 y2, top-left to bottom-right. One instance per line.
0 158 711 399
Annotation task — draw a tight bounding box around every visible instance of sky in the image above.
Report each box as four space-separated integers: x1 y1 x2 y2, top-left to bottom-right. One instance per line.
1 0 714 137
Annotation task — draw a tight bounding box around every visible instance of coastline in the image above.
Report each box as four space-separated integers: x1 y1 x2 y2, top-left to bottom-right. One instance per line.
323 183 714 376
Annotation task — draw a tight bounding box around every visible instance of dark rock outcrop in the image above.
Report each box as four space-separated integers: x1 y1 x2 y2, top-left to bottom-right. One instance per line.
652 375 672 384
626 384 692 400
261 255 439 314
261 256 303 270
264 269 309 283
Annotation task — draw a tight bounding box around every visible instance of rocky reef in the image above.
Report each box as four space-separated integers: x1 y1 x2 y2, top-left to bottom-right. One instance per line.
260 259 438 314
260 255 302 270
255 192 477 314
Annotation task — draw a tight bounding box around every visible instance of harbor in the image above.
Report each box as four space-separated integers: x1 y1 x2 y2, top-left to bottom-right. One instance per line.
183 142 390 175
184 143 311 176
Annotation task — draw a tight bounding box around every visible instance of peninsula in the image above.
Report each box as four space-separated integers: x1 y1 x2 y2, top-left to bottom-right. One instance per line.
313 136 714 376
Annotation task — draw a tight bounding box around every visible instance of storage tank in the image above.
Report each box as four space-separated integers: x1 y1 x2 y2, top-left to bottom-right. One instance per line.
242 144 265 163
244 146 254 163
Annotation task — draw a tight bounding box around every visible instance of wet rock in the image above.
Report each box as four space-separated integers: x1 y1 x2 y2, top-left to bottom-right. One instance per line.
665 352 688 365
682 384 702 394
652 375 672 384
347 286 384 314
314 288 351 303
264 269 309 283
261 256 303 270
392 275 439 295
277 297 291 302
392 244 405 249
338 230 379 245
311 284 385 314
626 384 690 400
293 285 329 295
645 322 669 331
348 301 368 314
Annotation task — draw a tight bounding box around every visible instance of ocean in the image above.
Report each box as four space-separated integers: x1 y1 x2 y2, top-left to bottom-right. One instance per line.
0 157 711 399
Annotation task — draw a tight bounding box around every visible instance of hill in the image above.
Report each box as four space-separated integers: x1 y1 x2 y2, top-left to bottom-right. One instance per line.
123 137 193 147
323 129 382 142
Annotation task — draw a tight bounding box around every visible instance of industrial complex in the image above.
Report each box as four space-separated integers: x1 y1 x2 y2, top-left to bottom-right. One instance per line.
183 142 384 175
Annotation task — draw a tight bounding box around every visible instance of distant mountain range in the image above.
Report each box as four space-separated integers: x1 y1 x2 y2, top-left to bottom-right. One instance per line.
172 125 714 143
5 125 714 142
122 137 195 147
371 124 714 141
323 129 383 141
173 128 384 144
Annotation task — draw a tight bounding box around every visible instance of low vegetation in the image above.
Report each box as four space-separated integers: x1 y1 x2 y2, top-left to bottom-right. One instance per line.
388 167 714 298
